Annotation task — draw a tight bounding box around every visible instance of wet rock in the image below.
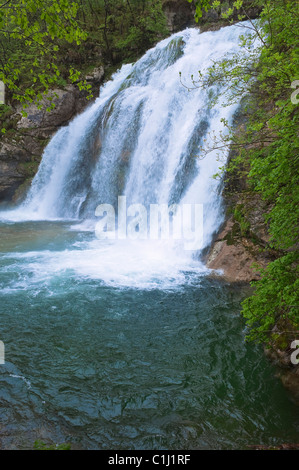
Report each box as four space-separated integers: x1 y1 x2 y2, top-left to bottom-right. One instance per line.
162 0 196 33
162 0 261 34
85 66 105 84
16 85 93 137
0 68 104 202
205 216 268 283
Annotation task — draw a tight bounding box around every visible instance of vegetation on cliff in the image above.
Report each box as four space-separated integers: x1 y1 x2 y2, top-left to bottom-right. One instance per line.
0 0 90 117
0 0 167 120
188 0 299 348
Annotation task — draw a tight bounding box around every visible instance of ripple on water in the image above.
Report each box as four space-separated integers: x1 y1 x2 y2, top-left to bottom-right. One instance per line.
0 223 299 449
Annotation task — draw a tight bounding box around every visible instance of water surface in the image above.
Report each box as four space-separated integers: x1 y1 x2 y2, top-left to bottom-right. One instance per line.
0 222 298 450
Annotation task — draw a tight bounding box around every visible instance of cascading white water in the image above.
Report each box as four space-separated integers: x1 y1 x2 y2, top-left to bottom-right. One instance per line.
1 22 298 451
0 24 250 288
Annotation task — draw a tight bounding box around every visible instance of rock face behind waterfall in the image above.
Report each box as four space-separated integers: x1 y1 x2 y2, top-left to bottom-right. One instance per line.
162 0 261 33
162 0 196 33
0 75 104 202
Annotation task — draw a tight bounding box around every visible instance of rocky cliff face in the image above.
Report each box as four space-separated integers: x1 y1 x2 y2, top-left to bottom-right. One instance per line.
162 0 196 33
0 68 104 203
205 192 274 283
162 0 261 33
203 94 273 284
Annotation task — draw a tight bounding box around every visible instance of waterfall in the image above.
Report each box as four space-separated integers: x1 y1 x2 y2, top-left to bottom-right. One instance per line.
0 24 251 286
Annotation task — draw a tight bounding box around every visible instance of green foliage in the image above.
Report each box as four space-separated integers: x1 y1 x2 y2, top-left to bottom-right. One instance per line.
186 0 299 345
0 0 91 110
33 439 71 450
114 1 167 57
187 0 213 19
233 204 250 236
0 0 167 113
189 0 247 22
0 103 15 133
242 252 299 344
97 0 167 62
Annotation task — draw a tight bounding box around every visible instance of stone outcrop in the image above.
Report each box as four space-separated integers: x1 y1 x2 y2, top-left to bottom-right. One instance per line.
0 68 104 202
205 192 274 283
206 219 266 283
162 0 196 33
16 86 88 136
0 136 44 201
204 93 273 284
162 0 261 34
